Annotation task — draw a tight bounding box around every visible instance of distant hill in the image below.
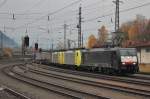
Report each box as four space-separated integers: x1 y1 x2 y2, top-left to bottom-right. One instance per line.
0 31 18 48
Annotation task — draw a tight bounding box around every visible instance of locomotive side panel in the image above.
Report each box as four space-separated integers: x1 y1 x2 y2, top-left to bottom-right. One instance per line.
64 51 74 65
58 52 62 64
52 52 58 63
82 51 113 68
41 52 51 62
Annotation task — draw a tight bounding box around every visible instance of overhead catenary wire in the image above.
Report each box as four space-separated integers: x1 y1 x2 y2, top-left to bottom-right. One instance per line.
0 0 108 16
0 1 111 21
1 0 150 49
22 1 150 38
22 0 150 32
0 0 149 28
0 0 7 8
0 0 112 29
21 0 45 15
7 0 111 32
3 0 150 34
14 0 82 30
83 1 150 23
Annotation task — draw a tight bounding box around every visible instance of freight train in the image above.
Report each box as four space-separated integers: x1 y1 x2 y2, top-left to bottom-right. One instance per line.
36 47 139 74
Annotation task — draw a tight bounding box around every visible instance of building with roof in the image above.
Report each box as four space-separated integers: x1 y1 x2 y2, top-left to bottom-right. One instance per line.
124 41 150 64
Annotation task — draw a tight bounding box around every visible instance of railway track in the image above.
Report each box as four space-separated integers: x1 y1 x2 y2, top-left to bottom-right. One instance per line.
35 63 150 87
15 64 150 99
0 86 30 99
3 65 108 99
130 74 150 81
25 63 150 97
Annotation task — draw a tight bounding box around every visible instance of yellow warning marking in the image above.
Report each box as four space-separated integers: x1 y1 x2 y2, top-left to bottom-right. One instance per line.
75 50 82 66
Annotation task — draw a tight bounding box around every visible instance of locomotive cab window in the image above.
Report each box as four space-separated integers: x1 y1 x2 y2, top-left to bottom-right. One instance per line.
119 49 137 56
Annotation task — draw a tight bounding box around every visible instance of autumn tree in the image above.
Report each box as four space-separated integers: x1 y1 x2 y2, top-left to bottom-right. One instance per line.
97 25 108 46
120 22 132 40
143 19 150 41
87 34 97 48
128 23 139 40
120 15 149 42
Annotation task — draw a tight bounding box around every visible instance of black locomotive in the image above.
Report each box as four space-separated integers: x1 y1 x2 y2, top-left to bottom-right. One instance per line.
37 47 139 74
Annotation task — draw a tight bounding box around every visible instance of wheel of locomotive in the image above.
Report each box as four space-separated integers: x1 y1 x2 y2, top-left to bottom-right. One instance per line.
94 67 99 73
97 67 102 73
75 66 80 70
105 68 110 74
110 69 116 75
69 65 73 69
109 68 114 75
101 67 104 73
84 66 89 71
117 69 122 75
70 65 76 70
89 66 93 72
91 66 96 72
90 66 95 72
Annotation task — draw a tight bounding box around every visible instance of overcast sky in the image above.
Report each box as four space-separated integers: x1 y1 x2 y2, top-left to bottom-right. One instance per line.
0 0 150 49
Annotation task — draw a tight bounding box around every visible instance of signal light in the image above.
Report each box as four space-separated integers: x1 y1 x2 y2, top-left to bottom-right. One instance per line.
24 35 29 47
39 48 42 53
35 43 38 50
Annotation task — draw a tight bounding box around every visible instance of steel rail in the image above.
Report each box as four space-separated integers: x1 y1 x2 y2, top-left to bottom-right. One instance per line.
3 66 108 99
24 64 150 97
35 63 150 86
3 87 31 99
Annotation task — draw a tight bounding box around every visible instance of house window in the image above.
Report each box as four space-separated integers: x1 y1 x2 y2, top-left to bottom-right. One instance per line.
146 48 150 52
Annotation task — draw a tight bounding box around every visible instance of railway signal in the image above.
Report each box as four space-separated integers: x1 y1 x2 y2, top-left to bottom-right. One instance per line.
24 35 29 47
35 43 38 50
12 13 16 20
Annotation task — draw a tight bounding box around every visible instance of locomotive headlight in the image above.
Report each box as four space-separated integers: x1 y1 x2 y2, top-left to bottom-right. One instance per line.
133 62 136 65
122 62 125 65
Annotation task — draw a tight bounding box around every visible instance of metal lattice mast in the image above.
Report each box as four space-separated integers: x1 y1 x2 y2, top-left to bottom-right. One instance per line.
78 5 82 48
115 0 120 32
64 23 67 49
